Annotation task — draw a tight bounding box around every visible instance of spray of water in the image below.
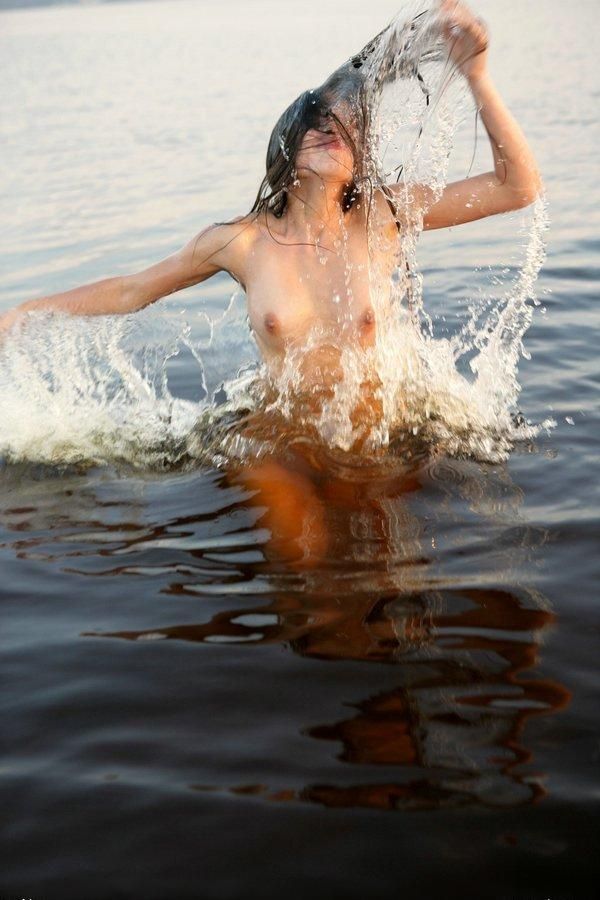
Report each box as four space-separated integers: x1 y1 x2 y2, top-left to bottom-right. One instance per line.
0 1 553 471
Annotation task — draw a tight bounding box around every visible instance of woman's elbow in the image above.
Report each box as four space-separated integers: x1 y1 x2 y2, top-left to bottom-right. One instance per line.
508 175 543 211
517 164 544 208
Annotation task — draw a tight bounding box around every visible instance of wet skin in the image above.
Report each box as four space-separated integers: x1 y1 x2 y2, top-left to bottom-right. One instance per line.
238 125 403 388
211 120 405 562
226 122 408 567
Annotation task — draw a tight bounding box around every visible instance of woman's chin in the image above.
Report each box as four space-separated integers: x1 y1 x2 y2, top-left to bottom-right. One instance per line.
296 165 351 184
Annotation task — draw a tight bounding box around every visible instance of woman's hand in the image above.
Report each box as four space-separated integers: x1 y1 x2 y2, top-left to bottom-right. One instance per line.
387 0 541 228
0 307 24 339
439 0 489 82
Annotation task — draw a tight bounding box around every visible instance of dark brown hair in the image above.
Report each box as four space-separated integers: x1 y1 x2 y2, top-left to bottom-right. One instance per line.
250 66 371 221
203 7 458 265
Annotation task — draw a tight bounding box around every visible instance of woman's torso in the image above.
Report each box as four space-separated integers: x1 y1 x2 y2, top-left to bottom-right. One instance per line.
238 194 405 389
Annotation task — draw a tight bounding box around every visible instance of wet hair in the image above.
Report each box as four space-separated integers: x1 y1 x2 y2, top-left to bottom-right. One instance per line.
250 67 370 220
247 9 449 227
205 7 475 263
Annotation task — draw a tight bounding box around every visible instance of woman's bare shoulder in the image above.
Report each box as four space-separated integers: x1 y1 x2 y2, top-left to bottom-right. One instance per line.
353 187 406 237
192 214 258 251
186 214 260 286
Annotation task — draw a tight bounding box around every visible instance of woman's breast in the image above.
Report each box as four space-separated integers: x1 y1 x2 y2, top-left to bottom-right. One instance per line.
248 298 377 357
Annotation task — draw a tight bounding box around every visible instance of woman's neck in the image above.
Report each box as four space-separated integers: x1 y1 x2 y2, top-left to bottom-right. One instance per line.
284 177 348 242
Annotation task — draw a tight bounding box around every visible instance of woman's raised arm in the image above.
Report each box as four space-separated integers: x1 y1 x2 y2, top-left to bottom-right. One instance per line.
389 0 542 230
0 219 251 334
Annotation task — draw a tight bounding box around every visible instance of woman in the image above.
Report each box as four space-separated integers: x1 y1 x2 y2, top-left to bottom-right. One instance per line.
1 1 540 351
0 1 542 563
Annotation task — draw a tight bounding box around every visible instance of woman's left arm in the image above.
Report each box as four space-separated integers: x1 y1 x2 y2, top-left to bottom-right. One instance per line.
395 0 543 230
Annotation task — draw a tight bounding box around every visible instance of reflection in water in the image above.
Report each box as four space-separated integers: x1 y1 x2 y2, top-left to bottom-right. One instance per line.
304 587 569 810
0 450 570 811
88 584 569 810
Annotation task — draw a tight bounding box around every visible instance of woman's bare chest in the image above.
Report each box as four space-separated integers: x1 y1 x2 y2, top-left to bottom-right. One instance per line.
245 236 394 353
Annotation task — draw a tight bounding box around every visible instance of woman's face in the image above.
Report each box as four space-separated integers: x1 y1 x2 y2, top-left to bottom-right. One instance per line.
295 108 355 183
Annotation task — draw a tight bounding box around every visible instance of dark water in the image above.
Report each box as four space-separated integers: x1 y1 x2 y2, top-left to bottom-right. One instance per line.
1 1 599 898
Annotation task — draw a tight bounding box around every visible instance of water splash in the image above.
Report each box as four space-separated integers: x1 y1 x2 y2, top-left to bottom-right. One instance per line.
0 1 553 471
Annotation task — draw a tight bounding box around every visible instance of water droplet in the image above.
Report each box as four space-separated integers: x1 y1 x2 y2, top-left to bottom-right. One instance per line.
565 416 574 425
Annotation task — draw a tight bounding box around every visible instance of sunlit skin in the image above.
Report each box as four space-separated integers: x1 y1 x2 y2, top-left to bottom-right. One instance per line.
243 106 393 432
0 1 543 565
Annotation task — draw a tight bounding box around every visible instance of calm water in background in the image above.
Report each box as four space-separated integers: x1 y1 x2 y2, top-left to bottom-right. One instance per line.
1 1 599 898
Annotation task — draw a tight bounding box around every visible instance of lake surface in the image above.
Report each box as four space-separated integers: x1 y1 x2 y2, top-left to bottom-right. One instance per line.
1 1 599 898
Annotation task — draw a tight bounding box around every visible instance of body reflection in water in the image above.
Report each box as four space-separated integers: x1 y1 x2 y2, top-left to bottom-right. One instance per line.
77 443 570 811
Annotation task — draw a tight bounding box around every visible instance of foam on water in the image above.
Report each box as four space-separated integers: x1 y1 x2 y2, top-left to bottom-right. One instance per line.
0 1 554 471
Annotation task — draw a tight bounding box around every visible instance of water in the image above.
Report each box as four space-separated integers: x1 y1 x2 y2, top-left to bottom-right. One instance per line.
1 1 599 897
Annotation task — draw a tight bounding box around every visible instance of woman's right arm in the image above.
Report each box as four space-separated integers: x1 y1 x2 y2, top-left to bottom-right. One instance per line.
0 219 251 333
